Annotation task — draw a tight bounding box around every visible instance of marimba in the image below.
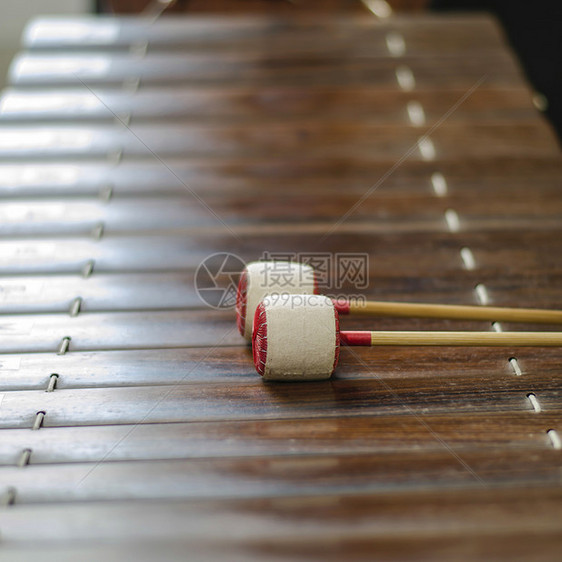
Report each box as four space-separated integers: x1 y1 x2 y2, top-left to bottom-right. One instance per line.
0 3 561 561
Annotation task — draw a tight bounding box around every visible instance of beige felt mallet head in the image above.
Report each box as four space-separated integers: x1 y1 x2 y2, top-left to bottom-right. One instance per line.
238 261 562 337
252 294 562 382
252 294 340 382
236 261 316 340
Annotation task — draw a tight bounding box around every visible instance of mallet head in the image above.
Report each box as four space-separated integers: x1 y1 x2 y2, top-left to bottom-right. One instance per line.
236 261 317 340
252 293 340 381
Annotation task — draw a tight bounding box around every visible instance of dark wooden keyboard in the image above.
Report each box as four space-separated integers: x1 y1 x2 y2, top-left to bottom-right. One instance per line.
1 7 561 561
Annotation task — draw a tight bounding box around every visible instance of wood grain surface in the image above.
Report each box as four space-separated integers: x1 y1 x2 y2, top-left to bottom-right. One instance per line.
0 9 561 562
9 51 525 88
0 87 540 123
23 14 493 52
0 122 557 161
100 1 429 17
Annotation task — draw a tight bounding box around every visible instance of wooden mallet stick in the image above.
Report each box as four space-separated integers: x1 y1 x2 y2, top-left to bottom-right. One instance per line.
335 299 562 324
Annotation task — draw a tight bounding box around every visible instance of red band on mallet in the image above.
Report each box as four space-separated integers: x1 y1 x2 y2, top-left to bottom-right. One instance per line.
340 331 371 346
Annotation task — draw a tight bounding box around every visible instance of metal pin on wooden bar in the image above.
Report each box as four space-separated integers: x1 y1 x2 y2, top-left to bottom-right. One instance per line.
57 337 71 355
407 101 426 127
361 0 393 18
395 66 415 91
475 284 490 305
2 487 16 507
130 41 148 58
386 32 406 57
32 411 45 430
69 297 82 317
91 222 104 240
444 209 460 232
99 184 113 202
143 0 177 22
527 393 541 413
122 77 140 93
82 260 95 278
108 149 123 165
460 247 476 270
115 112 131 127
418 137 436 161
532 92 548 112
509 357 522 376
431 172 448 196
547 429 562 450
46 373 59 392
17 448 32 468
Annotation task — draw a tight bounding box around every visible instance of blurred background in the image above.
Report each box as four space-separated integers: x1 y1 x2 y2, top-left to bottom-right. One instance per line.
0 0 559 139
0 1 89 87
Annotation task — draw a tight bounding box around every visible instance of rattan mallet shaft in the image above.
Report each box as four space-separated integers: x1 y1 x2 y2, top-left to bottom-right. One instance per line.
341 330 562 347
337 300 562 325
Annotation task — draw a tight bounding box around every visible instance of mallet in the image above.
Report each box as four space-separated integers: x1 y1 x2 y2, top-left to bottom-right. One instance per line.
252 294 562 381
237 261 562 340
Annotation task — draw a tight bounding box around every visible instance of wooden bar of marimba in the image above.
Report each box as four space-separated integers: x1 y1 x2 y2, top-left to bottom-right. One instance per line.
0 6 561 562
